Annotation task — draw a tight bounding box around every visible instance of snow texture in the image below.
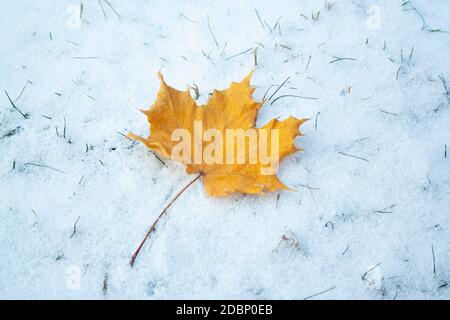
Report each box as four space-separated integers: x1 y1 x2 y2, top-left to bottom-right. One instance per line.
1 0 450 299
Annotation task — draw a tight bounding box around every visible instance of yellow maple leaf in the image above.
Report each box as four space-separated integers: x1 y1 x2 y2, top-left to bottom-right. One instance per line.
129 71 308 196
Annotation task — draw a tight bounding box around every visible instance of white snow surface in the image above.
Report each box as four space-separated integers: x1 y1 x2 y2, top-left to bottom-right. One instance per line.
1 0 450 299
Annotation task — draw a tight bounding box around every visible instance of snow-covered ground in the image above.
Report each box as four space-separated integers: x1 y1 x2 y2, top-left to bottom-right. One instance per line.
1 0 450 299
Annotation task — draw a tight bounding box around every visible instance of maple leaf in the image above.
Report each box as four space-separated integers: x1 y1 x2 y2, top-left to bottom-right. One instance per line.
129 71 308 196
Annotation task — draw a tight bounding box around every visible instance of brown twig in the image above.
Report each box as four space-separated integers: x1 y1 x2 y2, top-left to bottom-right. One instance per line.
130 173 203 267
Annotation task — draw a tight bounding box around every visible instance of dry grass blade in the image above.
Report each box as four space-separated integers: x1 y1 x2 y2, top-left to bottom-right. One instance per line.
5 91 28 119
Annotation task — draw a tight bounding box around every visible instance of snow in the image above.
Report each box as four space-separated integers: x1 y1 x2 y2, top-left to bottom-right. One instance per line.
1 0 450 299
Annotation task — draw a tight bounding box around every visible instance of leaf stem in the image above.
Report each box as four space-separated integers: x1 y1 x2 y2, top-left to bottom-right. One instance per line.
129 173 203 267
